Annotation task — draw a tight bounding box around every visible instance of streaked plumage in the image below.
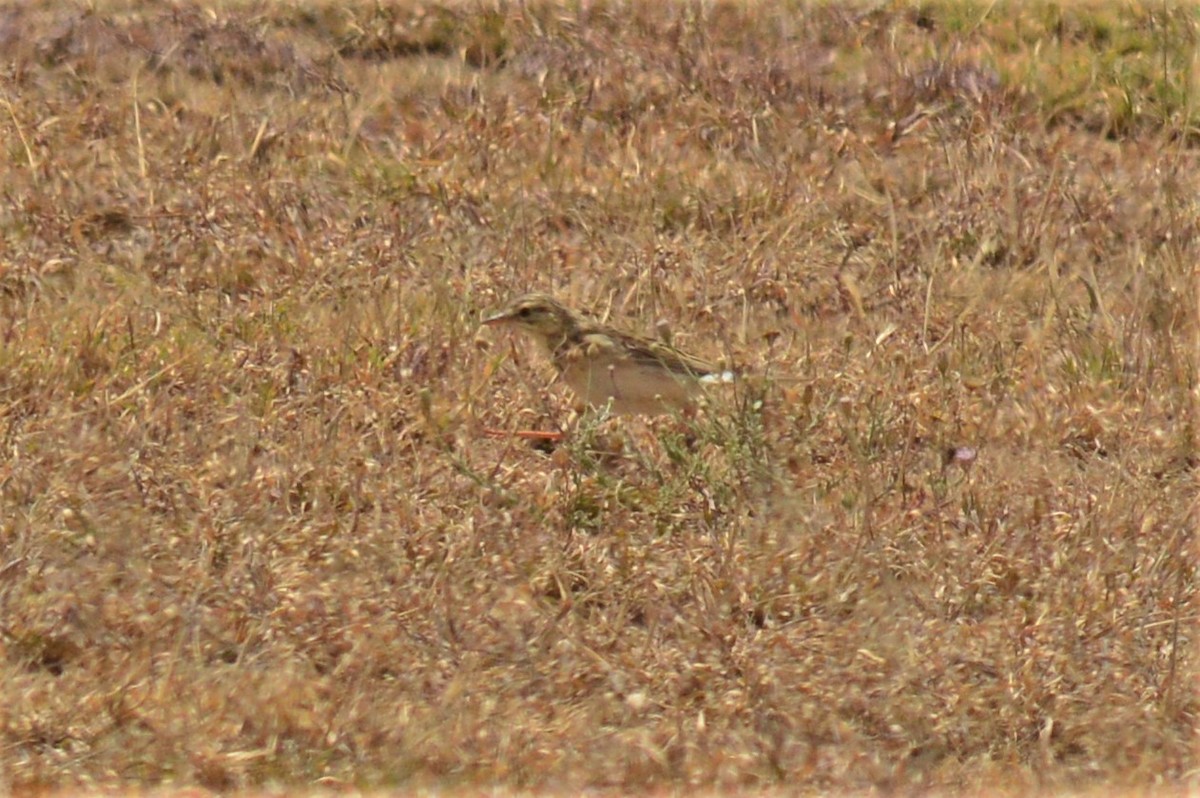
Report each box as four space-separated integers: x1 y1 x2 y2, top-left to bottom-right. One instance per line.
482 293 733 415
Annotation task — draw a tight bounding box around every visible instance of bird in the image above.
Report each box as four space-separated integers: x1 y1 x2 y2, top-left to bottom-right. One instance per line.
481 293 734 416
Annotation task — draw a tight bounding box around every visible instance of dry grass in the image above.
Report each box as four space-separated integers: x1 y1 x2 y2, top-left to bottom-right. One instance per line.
0 0 1196 794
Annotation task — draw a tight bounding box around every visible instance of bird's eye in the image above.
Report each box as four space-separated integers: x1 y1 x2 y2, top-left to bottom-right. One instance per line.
517 307 532 318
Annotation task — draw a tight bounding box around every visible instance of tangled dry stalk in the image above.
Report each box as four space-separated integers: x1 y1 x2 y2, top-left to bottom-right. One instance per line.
0 1 1196 794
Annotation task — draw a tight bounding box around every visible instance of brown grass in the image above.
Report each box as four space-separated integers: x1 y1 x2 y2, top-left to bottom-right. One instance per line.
0 0 1196 794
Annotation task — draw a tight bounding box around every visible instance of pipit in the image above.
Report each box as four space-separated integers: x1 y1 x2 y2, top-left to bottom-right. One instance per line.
482 293 733 416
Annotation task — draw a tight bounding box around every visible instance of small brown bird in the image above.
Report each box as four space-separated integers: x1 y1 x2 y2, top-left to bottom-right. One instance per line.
482 293 733 415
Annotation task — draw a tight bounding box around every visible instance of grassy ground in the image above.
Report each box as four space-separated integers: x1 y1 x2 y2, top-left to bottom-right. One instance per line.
0 0 1196 794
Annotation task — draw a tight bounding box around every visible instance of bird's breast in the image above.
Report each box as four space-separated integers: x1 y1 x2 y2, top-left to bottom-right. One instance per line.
560 355 698 415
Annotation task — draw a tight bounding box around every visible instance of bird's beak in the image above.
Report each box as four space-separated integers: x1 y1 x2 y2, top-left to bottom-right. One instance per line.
480 310 510 326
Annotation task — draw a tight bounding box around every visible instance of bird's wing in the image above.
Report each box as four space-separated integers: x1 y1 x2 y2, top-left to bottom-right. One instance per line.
612 331 730 381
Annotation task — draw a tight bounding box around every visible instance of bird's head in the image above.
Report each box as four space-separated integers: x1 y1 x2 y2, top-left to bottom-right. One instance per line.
482 293 579 348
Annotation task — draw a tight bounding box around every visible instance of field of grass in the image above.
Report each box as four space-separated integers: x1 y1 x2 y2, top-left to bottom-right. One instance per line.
0 0 1196 794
